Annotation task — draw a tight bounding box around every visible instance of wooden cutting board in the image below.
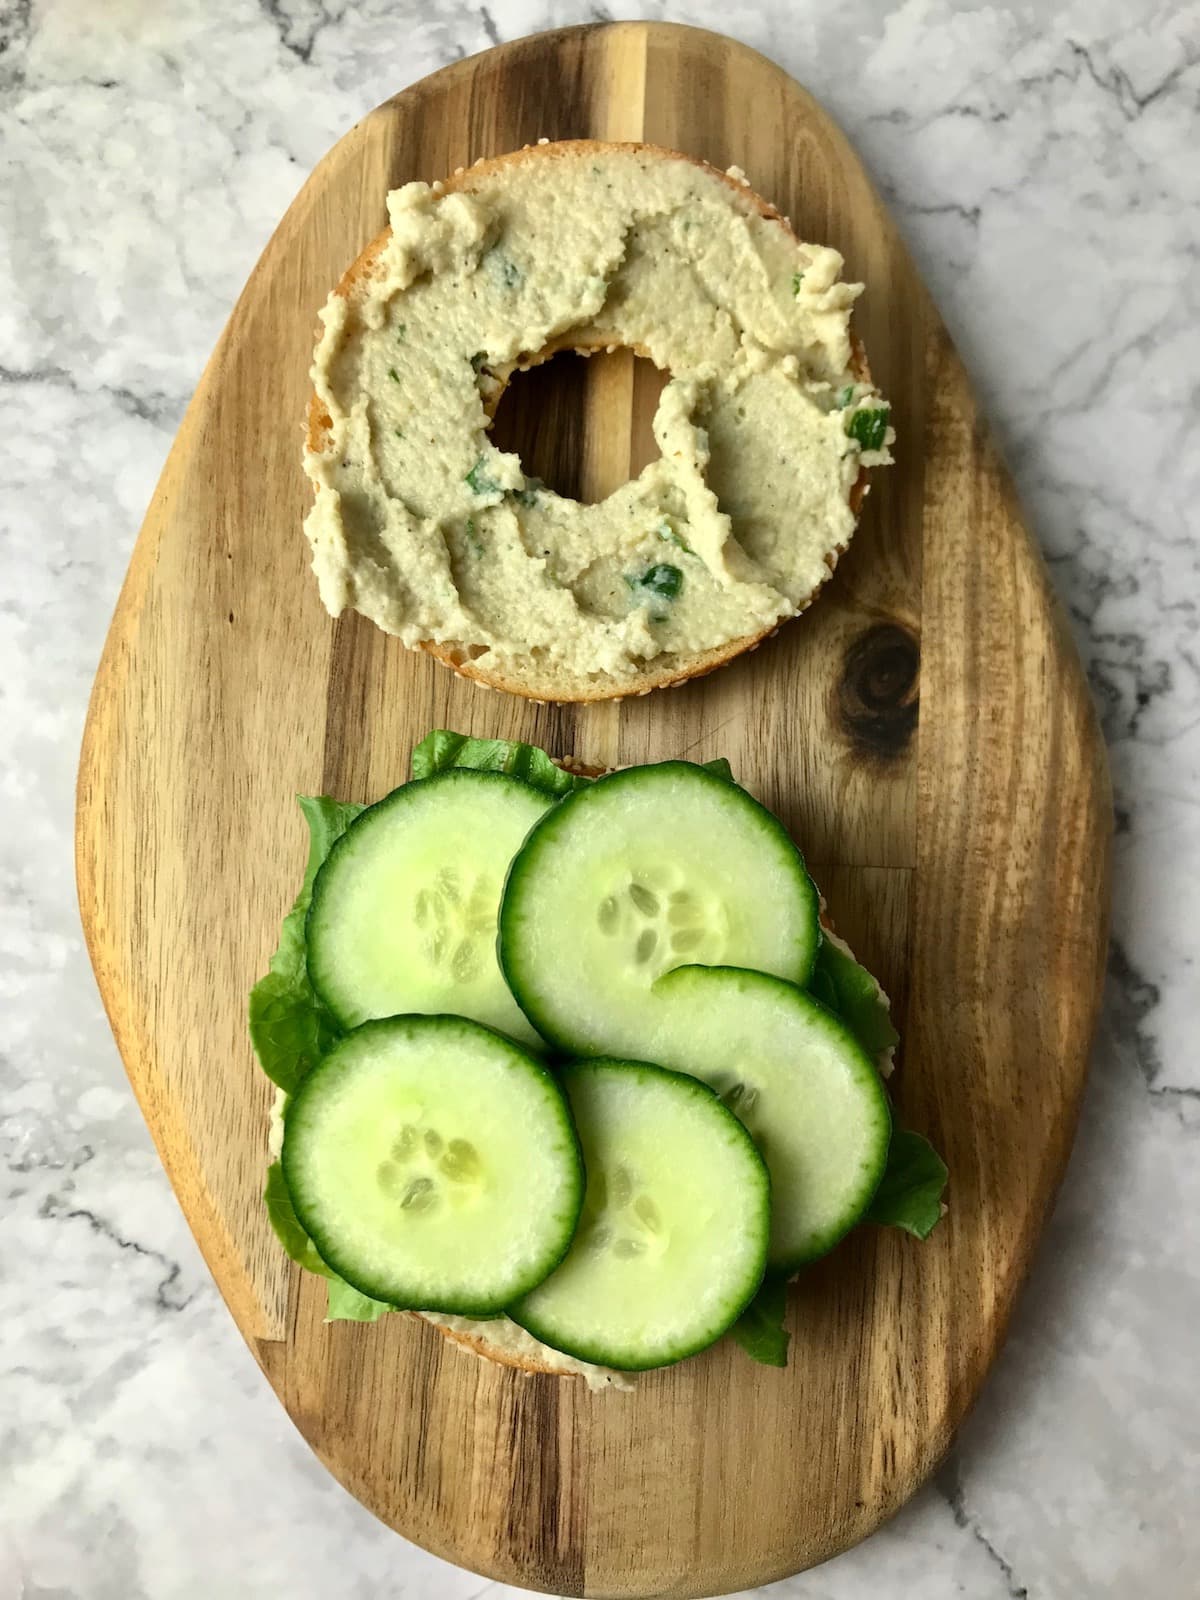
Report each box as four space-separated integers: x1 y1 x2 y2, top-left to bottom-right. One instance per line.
75 22 1111 1598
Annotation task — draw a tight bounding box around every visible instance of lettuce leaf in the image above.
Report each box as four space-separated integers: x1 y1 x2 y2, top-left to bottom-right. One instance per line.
410 730 581 797
254 798 400 1318
699 756 736 783
810 937 899 1058
809 938 947 1240
730 1131 947 1370
263 1162 331 1278
412 728 737 794
867 1128 948 1238
728 1276 790 1367
247 795 364 1091
729 1133 947 1368
325 1276 395 1322
265 1162 401 1320
700 758 739 784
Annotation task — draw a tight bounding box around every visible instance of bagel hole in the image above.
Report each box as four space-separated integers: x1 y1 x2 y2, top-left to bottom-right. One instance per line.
489 349 668 505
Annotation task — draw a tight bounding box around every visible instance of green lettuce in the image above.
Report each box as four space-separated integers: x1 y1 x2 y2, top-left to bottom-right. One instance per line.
809 937 899 1059
325 1277 395 1323
731 1125 948 1368
846 406 890 451
699 755 735 783
247 796 363 1091
264 1161 331 1278
728 1276 789 1367
412 728 735 793
411 730 581 797
253 798 403 1322
866 1129 948 1239
265 1161 399 1321
807 943 947 1239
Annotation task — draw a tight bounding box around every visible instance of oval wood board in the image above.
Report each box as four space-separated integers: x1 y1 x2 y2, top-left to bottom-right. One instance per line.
76 22 1111 1598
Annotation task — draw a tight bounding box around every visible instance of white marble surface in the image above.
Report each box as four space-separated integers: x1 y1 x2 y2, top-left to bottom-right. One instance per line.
2 0 1198 1595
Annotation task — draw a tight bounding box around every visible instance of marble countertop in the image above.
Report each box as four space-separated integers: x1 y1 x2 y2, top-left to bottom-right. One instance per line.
2 1 1197 1596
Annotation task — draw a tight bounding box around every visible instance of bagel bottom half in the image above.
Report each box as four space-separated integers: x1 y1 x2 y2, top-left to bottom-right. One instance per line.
270 752 891 1386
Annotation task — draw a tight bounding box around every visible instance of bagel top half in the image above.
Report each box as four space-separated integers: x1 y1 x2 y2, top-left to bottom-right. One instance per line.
304 141 893 703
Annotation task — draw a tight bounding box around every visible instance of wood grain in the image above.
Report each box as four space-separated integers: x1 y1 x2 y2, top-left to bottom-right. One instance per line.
75 22 1111 1597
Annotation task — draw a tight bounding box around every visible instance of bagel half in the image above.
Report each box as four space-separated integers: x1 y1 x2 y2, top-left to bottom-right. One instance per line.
261 754 894 1385
304 141 889 702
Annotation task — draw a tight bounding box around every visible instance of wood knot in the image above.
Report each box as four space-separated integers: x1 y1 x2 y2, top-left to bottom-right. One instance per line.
836 623 919 759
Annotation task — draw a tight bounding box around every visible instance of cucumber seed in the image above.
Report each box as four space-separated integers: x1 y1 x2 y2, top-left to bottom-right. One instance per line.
436 867 461 903
392 1124 419 1160
440 1138 482 1181
400 1176 437 1212
451 939 479 983
628 882 659 915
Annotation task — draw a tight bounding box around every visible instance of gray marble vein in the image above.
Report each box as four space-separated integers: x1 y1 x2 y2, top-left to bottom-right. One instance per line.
2 0 1198 1596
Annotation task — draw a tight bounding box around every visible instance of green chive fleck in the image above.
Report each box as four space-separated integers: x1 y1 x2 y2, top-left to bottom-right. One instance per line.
791 271 805 295
396 323 407 340
465 456 502 496
627 563 683 602
846 406 890 452
837 385 855 408
387 366 400 383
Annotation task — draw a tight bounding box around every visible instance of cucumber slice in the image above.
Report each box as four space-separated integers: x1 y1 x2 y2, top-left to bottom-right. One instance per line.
510 1060 769 1370
281 1015 583 1312
307 771 553 1048
499 762 819 1054
643 967 892 1270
